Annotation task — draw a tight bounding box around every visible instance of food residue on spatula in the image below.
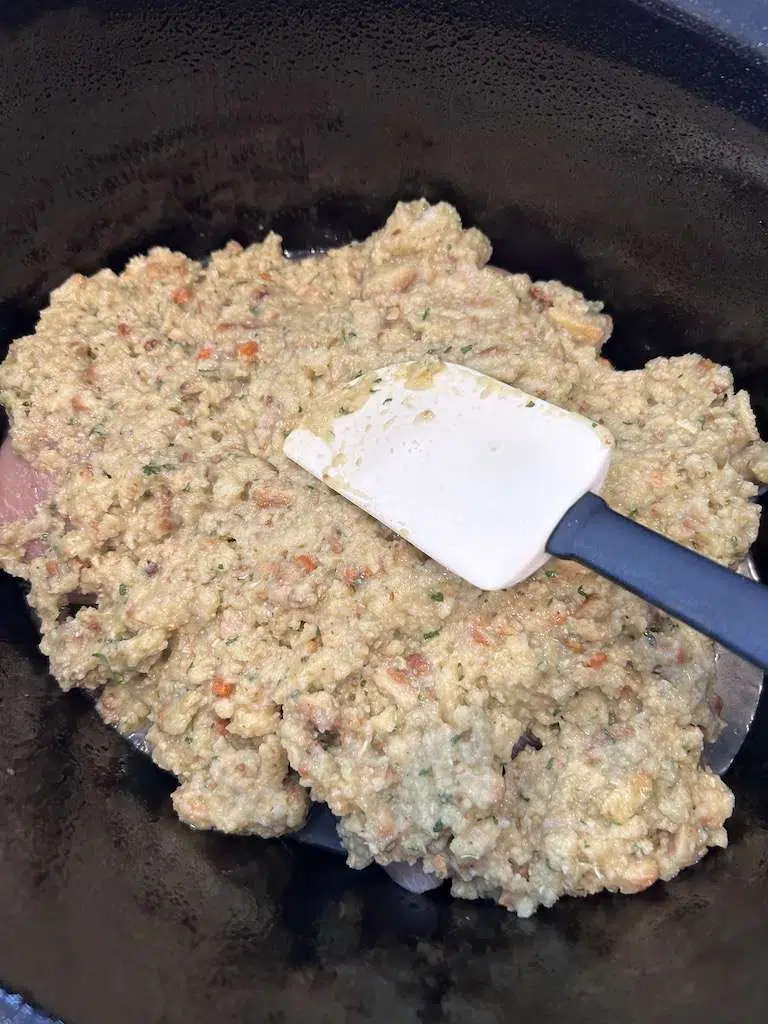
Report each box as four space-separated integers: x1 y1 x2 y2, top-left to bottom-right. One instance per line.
285 358 614 590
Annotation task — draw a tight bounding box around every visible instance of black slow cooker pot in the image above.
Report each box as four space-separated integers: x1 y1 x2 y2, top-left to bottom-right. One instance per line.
1 1 768 1021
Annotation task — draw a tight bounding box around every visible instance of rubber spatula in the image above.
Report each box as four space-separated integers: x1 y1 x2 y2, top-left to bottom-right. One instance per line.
283 358 768 670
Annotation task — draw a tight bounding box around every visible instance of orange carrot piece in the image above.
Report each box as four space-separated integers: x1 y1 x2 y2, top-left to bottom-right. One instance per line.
236 341 260 361
212 677 235 698
296 554 318 573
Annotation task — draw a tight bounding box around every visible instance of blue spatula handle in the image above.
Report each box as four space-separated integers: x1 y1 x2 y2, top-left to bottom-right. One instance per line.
547 492 768 670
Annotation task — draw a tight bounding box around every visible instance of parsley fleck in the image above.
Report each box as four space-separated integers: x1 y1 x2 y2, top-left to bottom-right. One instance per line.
350 370 363 380
577 585 588 598
628 507 639 518
90 423 107 437
643 628 657 646
338 406 351 415
546 758 554 770
225 636 239 646
118 583 129 598
443 345 452 354
142 462 174 475
422 308 430 321
429 591 445 602
433 819 445 832
423 629 441 640
526 400 535 408
460 344 473 354
419 767 433 778
450 734 461 745
544 570 557 578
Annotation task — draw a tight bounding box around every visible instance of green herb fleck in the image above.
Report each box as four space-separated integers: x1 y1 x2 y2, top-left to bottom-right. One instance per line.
546 758 554 770
225 636 239 646
433 819 445 832
450 734 461 745
628 507 639 518
577 585 588 598
142 462 174 475
544 569 557 578
339 406 351 415
444 345 452 354
643 628 657 646
350 370 363 380
423 629 441 640
460 344 473 354
306 484 315 490
419 767 433 778
90 423 107 437
118 583 129 598
526 400 535 408
422 308 430 321
429 591 445 602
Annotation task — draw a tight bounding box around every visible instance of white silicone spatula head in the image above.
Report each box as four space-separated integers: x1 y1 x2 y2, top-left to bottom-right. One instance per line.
284 359 613 590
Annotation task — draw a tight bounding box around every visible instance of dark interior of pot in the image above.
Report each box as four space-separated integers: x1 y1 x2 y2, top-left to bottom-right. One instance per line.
2 1 768 1021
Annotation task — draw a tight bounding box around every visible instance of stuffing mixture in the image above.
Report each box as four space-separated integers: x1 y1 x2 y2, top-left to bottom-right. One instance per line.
1 200 767 915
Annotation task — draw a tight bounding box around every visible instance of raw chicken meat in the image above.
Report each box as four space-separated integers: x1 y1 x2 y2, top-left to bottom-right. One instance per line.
0 437 52 523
